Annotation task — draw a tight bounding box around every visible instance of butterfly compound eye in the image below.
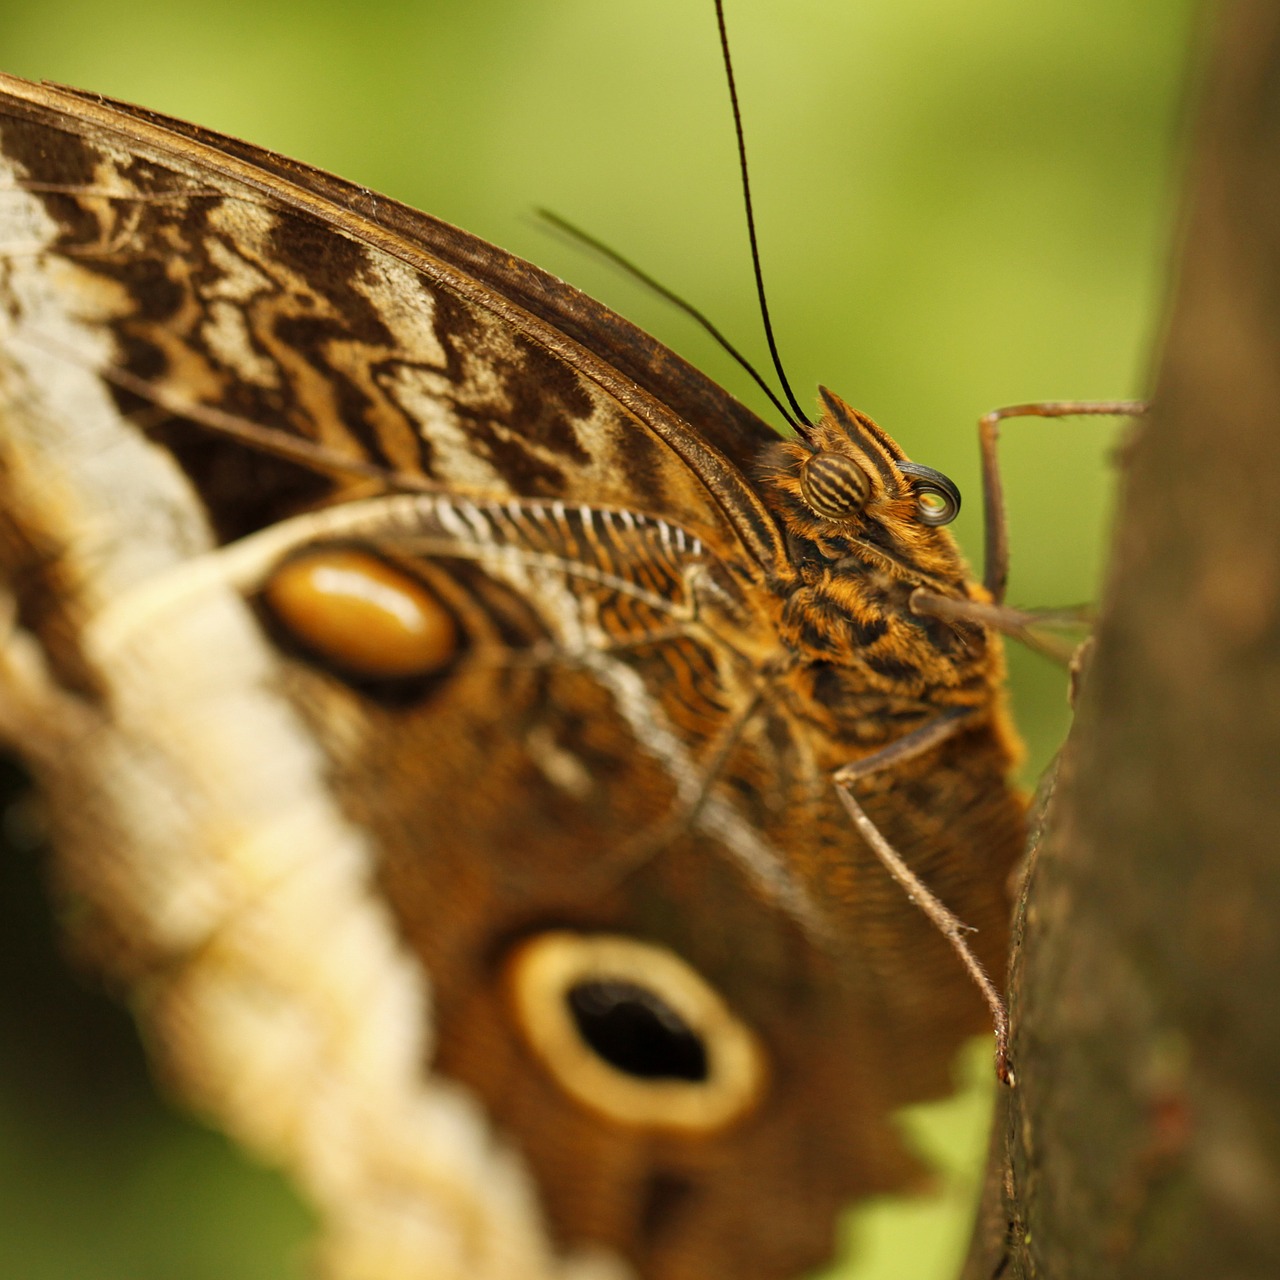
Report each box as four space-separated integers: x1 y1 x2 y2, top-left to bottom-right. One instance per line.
897 461 962 526
506 933 766 1132
263 548 458 678
798 450 872 521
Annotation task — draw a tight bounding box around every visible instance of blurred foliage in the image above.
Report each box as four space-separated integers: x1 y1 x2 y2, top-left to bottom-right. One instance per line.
0 1 1199 1277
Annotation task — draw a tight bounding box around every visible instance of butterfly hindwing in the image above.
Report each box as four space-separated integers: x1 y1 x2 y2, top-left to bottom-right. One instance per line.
0 72 1024 1280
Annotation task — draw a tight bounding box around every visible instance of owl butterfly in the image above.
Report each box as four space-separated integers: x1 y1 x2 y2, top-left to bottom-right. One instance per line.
0 50 1027 1280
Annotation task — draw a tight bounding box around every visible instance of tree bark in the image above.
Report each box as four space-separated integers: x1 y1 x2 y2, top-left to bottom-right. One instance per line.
963 2 1280 1276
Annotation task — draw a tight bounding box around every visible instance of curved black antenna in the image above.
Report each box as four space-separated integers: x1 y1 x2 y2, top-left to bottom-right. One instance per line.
714 0 812 429
535 208 798 428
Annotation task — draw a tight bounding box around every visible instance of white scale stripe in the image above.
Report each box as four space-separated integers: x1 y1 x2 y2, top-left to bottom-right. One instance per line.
433 494 474 542
580 653 825 937
0 149 627 1280
455 498 496 546
90 498 690 656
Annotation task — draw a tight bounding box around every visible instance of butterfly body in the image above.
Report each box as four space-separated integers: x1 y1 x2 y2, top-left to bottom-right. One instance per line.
0 73 1023 1280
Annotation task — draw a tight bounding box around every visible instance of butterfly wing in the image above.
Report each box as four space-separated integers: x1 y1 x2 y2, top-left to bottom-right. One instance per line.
0 74 1020 1280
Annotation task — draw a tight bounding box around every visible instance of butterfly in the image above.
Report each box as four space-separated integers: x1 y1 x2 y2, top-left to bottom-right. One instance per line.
0 59 1026 1280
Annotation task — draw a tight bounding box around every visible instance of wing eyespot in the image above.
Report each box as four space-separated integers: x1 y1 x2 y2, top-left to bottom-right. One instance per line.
262 548 459 678
506 932 767 1132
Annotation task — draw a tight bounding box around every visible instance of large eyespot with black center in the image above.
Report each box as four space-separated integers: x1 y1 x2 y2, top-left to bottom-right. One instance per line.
898 461 962 526
506 932 767 1131
262 548 458 679
798 450 872 521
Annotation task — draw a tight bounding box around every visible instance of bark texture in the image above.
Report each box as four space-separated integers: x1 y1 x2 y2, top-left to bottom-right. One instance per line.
963 3 1280 1276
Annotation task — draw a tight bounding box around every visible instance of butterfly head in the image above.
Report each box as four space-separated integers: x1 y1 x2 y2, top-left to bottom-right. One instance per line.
758 387 967 591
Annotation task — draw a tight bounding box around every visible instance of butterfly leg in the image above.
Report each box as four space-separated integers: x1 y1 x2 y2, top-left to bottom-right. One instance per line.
912 399 1148 660
977 398 1148 604
907 589 1093 667
564 688 778 883
831 709 1014 1083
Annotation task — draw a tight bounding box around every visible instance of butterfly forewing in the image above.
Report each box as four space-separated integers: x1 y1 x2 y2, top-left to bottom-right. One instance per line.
0 72 1024 1280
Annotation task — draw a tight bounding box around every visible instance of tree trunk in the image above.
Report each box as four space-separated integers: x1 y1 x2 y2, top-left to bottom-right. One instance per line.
963 2 1280 1276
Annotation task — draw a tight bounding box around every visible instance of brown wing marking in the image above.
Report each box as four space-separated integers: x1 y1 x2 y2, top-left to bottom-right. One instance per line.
0 72 791 578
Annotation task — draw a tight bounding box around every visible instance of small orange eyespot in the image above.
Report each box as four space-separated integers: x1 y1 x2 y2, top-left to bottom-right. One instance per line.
263 549 457 678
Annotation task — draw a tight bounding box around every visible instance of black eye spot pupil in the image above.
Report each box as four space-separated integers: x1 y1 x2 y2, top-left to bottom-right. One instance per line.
567 980 709 1082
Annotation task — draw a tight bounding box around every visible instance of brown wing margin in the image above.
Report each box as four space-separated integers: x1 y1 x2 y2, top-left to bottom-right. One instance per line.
0 73 793 577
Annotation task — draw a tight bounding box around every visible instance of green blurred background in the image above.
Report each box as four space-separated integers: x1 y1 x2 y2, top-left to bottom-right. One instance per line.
0 1 1199 1277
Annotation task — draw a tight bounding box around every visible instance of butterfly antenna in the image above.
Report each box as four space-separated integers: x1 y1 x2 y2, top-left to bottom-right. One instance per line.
714 0 812 430
535 209 798 427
